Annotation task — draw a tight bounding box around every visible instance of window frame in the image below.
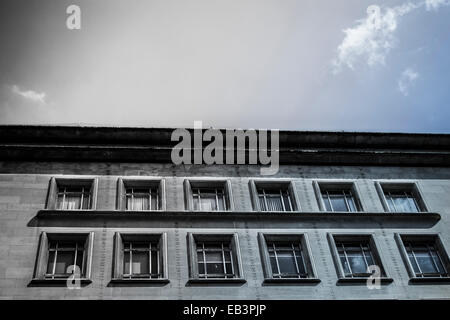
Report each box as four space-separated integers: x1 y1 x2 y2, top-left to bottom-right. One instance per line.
46 177 98 210
187 233 245 284
32 231 94 284
184 179 234 212
111 232 169 284
375 181 429 213
327 233 393 284
258 233 319 284
117 178 166 211
395 233 450 282
249 180 300 212
313 181 364 212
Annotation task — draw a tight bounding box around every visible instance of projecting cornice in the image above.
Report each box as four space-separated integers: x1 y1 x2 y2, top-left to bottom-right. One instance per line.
0 125 449 166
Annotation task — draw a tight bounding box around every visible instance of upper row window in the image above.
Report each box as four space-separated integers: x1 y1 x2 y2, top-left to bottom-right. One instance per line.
45 178 429 213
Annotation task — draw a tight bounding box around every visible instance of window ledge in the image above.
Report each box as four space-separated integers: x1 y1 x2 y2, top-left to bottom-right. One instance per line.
337 277 393 284
409 277 450 283
36 209 441 220
187 278 246 285
109 278 170 285
29 278 92 286
263 278 320 285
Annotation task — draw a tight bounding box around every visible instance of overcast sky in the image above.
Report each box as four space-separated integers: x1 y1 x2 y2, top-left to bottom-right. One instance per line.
0 0 449 132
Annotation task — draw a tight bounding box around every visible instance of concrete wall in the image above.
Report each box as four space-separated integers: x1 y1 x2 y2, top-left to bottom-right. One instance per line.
0 162 449 299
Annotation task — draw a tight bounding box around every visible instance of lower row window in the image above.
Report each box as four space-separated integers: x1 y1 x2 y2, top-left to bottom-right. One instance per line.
32 232 450 284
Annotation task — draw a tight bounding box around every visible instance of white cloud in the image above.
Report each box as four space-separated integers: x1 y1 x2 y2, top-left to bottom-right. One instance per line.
332 1 449 73
10 85 46 104
426 0 450 10
398 68 419 96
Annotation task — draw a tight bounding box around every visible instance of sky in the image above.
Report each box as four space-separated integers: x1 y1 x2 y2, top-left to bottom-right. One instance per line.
0 0 449 132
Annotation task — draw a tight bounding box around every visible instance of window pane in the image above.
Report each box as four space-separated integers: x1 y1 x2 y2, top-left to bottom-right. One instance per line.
75 250 84 271
47 251 56 274
123 252 131 274
339 255 352 275
198 262 205 275
199 196 217 211
329 195 348 212
346 196 357 212
65 194 82 210
277 252 298 275
295 254 307 275
205 252 223 262
258 196 267 211
347 252 368 274
55 251 74 274
269 255 279 275
282 194 293 211
407 252 421 274
392 196 412 213
151 250 159 275
132 251 150 274
206 263 225 275
322 195 332 211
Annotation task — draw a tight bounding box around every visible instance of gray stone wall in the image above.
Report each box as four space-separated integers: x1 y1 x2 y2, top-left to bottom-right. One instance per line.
0 162 449 299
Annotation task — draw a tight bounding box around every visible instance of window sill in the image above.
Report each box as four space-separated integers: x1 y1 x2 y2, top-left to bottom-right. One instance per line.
109 278 170 286
29 278 92 286
409 277 450 284
263 278 320 285
336 277 393 285
187 278 246 285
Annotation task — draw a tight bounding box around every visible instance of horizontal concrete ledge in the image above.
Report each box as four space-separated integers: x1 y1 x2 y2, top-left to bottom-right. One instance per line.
263 278 321 285
36 209 441 221
28 278 92 287
336 277 394 285
108 278 170 286
408 277 450 284
186 278 247 286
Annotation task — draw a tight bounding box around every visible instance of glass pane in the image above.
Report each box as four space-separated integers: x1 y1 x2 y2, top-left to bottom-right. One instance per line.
346 196 357 212
132 251 150 274
150 193 158 210
199 196 217 211
339 255 351 275
81 195 90 209
65 195 82 210
322 195 332 211
193 197 200 211
407 252 421 274
47 251 55 274
205 252 223 262
431 250 446 274
269 256 279 274
282 194 292 211
347 252 368 274
277 252 298 274
406 197 419 212
123 251 131 274
329 195 348 212
206 263 225 275
131 195 149 211
151 250 159 275
55 251 74 274
225 263 233 275
198 263 205 275
295 254 307 275
259 196 267 211
75 250 84 271
266 196 283 211
217 196 226 211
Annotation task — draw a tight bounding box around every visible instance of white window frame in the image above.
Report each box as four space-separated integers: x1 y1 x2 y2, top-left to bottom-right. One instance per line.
187 233 245 283
375 181 429 213
395 233 450 282
313 180 364 212
46 176 98 210
112 232 169 283
32 231 94 283
258 233 319 283
327 233 392 284
249 180 300 212
117 178 166 211
184 179 234 211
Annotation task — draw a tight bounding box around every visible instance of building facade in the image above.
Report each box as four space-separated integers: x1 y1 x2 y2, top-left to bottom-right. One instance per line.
0 125 449 299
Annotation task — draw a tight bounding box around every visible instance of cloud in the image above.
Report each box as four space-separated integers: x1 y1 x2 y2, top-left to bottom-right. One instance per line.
398 68 419 96
426 0 450 10
10 85 46 104
332 1 449 73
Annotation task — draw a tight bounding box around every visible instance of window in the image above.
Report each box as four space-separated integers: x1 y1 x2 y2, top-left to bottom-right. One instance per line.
328 234 391 283
46 240 85 278
57 186 91 210
117 178 165 211
32 232 94 283
112 233 168 283
184 180 233 211
336 242 375 278
196 241 234 279
249 180 299 212
313 181 362 212
192 187 227 211
46 177 98 210
395 234 450 281
258 233 318 283
376 182 428 213
187 233 244 283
